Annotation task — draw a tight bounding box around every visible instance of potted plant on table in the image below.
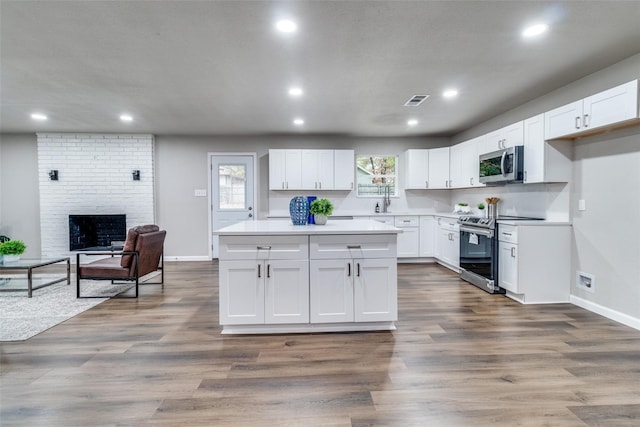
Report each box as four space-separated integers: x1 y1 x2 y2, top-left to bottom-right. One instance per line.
309 198 334 225
0 240 26 262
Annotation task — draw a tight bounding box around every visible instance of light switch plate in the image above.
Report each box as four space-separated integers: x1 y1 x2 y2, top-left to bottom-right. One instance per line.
578 199 586 211
194 189 207 197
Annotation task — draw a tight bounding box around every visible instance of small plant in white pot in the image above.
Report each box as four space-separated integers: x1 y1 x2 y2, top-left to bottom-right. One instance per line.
0 240 26 262
309 198 334 225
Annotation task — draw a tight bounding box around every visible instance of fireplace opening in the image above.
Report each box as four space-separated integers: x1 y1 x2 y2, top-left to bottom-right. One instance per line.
69 214 126 251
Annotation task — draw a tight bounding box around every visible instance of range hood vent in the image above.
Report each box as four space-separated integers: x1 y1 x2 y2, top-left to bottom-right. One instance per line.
404 94 430 106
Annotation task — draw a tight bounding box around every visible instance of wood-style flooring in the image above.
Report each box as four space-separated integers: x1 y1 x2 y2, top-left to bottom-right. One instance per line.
2 261 640 426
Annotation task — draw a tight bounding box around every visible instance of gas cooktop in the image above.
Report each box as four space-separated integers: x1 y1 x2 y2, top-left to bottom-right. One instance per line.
458 215 544 229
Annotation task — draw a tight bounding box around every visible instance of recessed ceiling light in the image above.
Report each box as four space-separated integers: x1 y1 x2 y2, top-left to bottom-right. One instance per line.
120 114 133 122
31 113 47 121
522 23 548 38
293 118 304 126
288 87 303 97
276 20 297 33
407 119 418 126
443 89 459 99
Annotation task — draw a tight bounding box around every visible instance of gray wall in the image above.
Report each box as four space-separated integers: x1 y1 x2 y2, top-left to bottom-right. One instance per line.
154 135 448 257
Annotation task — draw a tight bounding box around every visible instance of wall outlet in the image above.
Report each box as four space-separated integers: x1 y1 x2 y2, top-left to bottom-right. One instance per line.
194 189 207 197
576 271 595 293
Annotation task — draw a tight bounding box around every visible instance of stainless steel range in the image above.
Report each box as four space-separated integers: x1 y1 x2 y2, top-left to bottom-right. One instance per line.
458 215 544 294
458 216 503 294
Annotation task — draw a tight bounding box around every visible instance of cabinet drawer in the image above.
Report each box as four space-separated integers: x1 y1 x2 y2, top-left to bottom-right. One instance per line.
394 216 419 227
498 224 518 244
219 235 308 260
310 234 397 259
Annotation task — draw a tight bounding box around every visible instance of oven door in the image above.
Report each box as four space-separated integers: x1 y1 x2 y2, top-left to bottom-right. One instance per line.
459 225 496 282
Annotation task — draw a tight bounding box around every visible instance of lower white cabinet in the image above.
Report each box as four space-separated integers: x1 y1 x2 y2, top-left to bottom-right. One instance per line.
310 258 397 323
419 216 434 257
395 216 419 258
219 259 309 325
497 223 571 303
434 217 460 270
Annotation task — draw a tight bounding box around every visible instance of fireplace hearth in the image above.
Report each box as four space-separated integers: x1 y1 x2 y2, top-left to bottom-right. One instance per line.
69 214 126 251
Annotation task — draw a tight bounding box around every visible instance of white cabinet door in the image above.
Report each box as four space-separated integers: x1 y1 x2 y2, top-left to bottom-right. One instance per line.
448 143 464 189
450 138 483 188
219 260 264 325
584 80 638 130
354 258 397 322
419 216 434 257
428 147 450 189
481 121 524 153
405 149 430 189
334 150 355 190
435 219 459 269
284 150 302 189
544 100 583 140
396 226 419 257
269 149 287 190
265 259 309 324
302 149 334 190
523 114 545 184
498 241 518 293
310 259 354 323
448 231 460 269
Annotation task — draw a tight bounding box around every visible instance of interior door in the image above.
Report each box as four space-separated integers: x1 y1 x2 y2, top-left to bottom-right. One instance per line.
211 154 255 258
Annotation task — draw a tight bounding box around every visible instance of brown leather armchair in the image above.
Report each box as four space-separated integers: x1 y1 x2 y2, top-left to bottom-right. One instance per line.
76 225 166 298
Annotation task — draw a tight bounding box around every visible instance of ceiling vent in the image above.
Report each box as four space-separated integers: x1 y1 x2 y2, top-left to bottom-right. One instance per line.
404 94 430 107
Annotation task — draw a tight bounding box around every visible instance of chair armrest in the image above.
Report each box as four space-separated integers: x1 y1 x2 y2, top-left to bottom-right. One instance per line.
76 251 138 264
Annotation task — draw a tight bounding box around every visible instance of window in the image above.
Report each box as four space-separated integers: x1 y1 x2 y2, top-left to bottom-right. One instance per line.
218 164 247 209
356 155 398 197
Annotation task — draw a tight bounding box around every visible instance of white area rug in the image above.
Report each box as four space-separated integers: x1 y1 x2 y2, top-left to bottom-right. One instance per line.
0 279 134 341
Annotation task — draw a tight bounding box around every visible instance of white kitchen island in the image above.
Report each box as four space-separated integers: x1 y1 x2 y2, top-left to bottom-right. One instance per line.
215 219 400 334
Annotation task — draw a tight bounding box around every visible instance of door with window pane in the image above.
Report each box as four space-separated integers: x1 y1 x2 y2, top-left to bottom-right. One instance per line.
211 155 255 257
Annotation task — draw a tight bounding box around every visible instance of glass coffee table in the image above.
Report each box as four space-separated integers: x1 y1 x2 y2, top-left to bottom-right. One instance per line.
0 257 71 297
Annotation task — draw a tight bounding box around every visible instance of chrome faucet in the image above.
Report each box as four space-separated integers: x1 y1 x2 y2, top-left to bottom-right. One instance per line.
382 184 391 213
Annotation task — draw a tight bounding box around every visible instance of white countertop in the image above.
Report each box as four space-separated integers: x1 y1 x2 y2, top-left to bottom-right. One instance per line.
497 219 572 226
215 219 402 235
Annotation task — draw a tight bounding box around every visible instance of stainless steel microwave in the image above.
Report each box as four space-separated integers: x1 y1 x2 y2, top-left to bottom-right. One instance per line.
479 145 524 184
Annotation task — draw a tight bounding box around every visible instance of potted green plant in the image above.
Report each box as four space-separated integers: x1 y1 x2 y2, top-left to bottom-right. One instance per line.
309 198 334 225
477 202 486 218
454 202 470 214
0 240 26 262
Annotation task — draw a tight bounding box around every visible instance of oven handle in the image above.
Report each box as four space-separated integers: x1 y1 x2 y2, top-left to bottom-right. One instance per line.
459 225 494 238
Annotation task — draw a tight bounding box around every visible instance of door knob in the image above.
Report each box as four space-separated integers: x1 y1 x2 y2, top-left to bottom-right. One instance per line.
248 207 253 210
248 213 253 218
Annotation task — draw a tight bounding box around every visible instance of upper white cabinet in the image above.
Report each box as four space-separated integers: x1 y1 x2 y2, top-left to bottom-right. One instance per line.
269 149 355 191
479 121 524 154
449 137 484 188
269 149 302 190
523 114 572 184
301 149 334 190
404 149 430 189
545 80 639 140
428 147 451 189
334 149 355 190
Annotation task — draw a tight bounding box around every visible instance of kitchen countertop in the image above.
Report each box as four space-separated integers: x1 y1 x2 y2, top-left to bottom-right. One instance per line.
215 219 401 235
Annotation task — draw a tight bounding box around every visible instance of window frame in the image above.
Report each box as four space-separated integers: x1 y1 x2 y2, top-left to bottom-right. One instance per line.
355 154 399 198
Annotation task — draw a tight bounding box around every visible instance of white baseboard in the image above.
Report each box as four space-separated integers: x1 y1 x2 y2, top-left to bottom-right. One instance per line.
164 256 211 262
570 295 640 331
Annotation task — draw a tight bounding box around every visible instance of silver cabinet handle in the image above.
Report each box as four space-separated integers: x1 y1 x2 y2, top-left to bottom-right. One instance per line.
425 180 428 188
357 263 361 277
257 246 271 250
575 116 581 129
258 264 262 278
583 114 589 128
319 182 322 189
403 220 411 223
510 247 516 258
348 262 351 277
347 245 361 249
267 264 271 278
282 182 285 189
470 177 473 186
502 232 512 236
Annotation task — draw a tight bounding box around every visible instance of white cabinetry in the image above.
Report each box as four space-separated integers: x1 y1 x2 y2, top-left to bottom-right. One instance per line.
301 149 334 190
419 216 434 257
434 217 459 270
269 149 355 191
269 149 302 190
219 235 309 325
480 121 524 154
449 137 484 188
497 223 571 303
523 114 572 184
404 149 430 189
310 234 397 323
545 80 638 140
428 147 451 189
334 149 355 190
394 216 419 258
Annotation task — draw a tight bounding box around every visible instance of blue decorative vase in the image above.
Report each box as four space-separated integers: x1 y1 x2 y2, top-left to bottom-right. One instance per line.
307 196 317 224
289 196 309 225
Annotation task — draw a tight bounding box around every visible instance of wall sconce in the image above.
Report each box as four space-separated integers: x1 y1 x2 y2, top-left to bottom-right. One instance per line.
132 170 141 181
49 170 59 181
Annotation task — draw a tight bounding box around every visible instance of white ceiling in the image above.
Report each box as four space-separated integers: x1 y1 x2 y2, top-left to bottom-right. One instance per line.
2 0 640 137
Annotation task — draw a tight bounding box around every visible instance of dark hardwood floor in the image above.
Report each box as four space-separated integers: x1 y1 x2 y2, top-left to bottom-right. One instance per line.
2 261 640 426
